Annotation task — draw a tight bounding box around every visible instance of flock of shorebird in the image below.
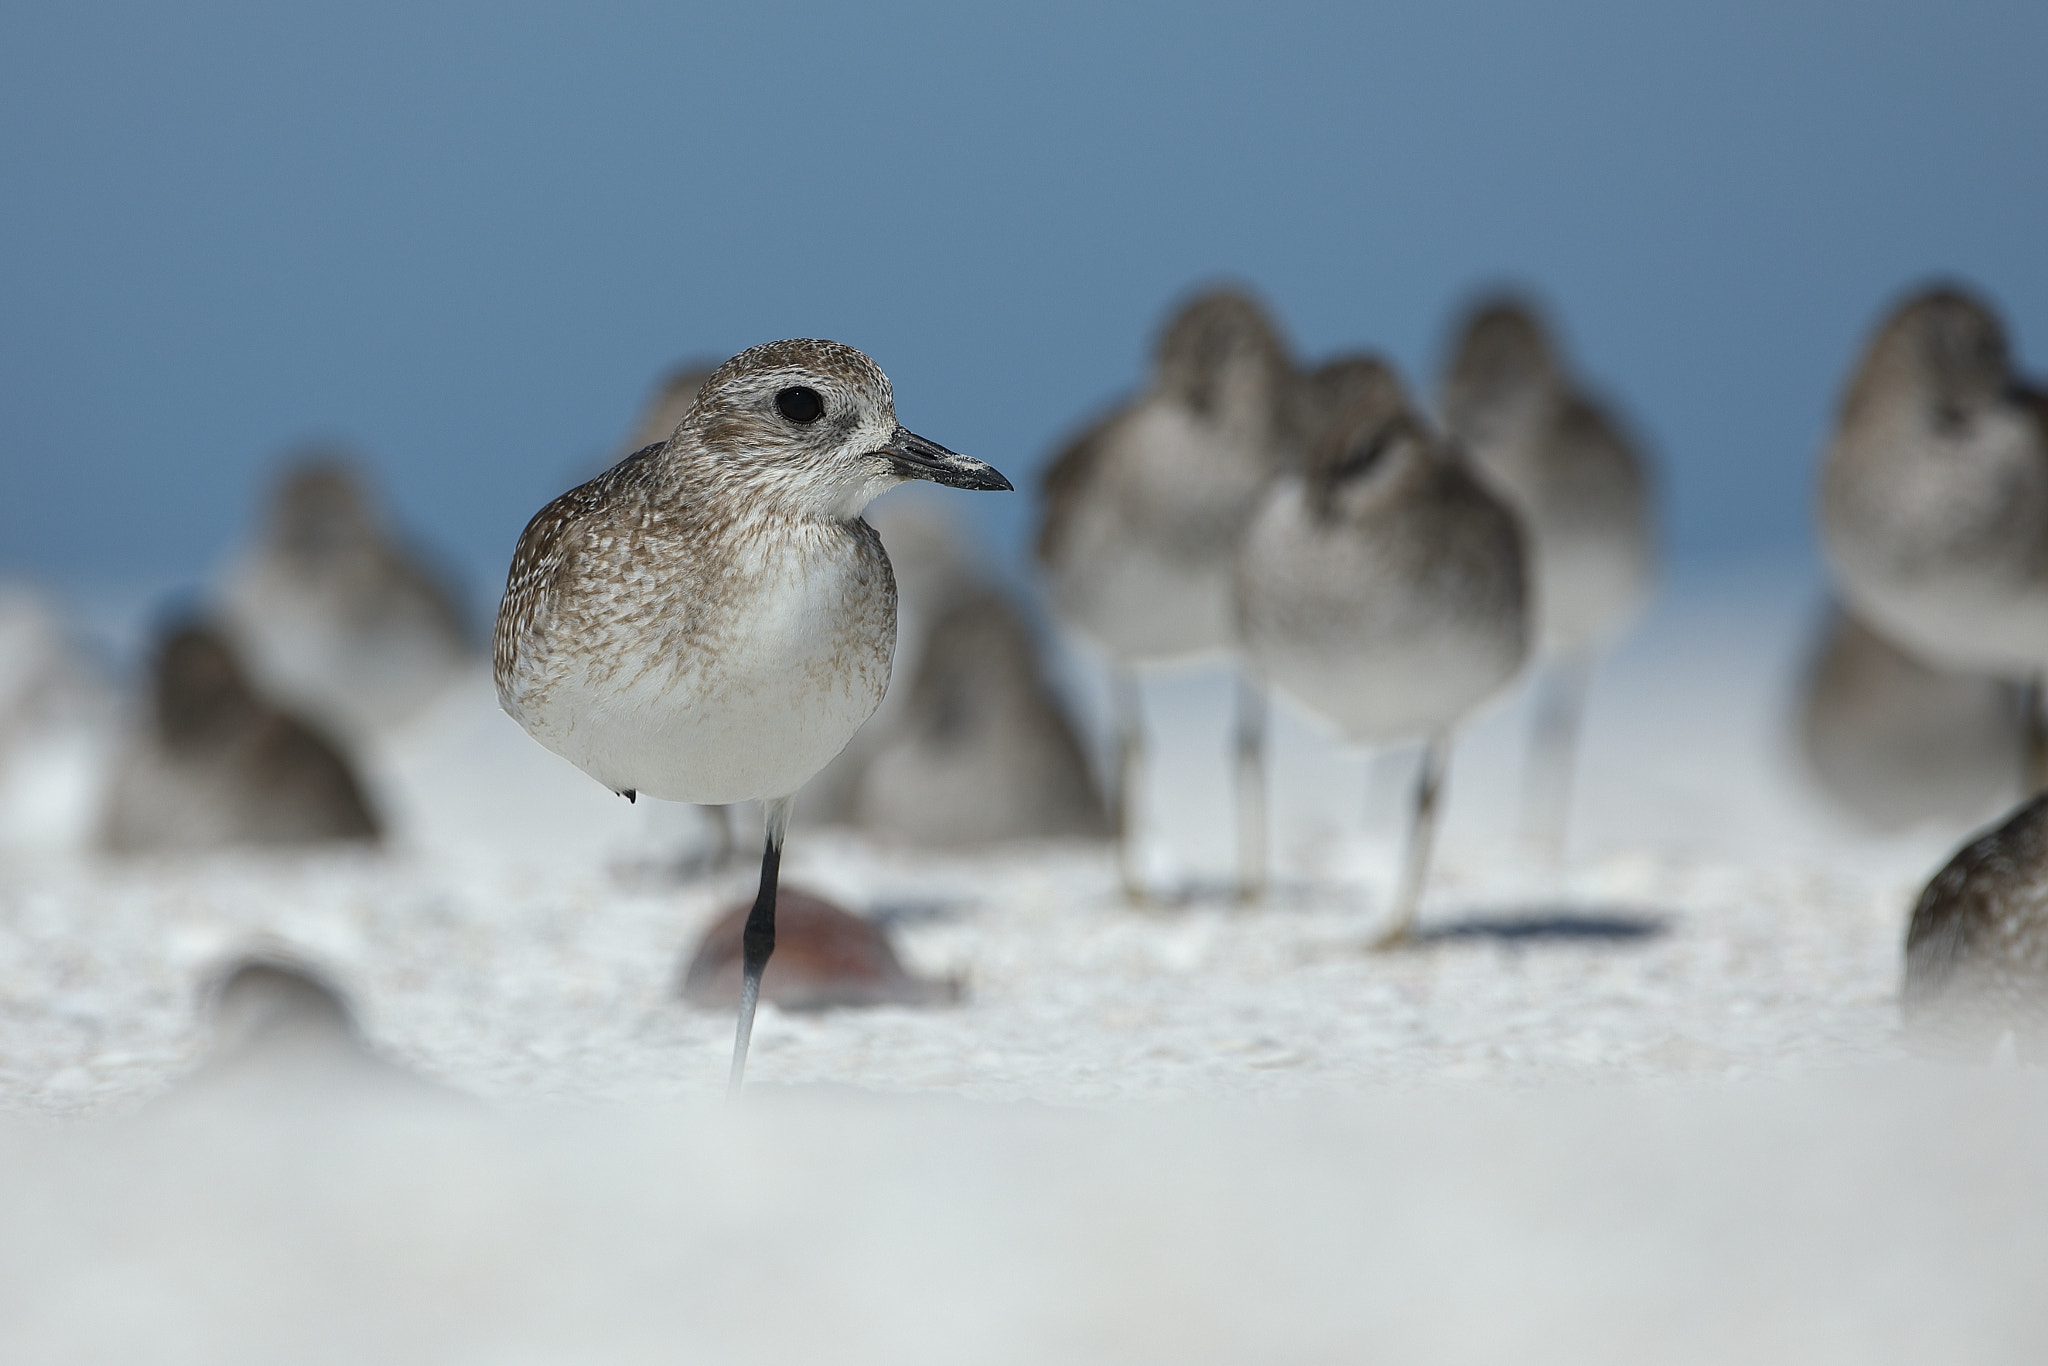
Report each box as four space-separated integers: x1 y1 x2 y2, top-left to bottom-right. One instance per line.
485 280 2048 1083
487 292 1671 1085
13 277 2048 1088
1035 291 1654 941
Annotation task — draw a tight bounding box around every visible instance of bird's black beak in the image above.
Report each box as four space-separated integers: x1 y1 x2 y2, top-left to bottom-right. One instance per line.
878 426 1013 492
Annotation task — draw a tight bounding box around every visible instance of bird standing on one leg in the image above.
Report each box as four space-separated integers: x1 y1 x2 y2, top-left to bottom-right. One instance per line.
1236 362 1528 948
1438 299 1655 862
1035 288 1301 903
493 339 1010 1094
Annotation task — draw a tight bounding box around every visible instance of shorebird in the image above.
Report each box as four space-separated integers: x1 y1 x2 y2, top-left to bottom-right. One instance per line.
217 456 470 746
853 581 1108 846
1797 601 2025 832
1236 359 1527 948
1439 298 1655 858
1036 288 1301 901
1818 285 2048 789
1903 790 2048 1060
494 338 1010 1093
805 501 1105 846
99 621 380 853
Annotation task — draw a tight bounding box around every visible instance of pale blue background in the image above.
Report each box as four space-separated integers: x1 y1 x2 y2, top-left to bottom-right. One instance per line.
3 0 2044 618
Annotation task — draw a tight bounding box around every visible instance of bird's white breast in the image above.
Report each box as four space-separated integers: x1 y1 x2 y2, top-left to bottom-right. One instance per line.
1823 405 2048 675
506 526 895 805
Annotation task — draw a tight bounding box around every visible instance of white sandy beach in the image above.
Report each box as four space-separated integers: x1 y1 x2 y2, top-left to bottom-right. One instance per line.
2 567 2043 1364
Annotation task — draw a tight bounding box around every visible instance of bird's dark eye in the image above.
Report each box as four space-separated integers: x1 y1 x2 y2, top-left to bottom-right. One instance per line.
776 386 824 424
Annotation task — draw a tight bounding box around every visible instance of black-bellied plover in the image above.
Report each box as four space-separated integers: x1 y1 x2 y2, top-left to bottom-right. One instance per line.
1903 791 2048 1060
1439 297 1655 858
217 455 471 746
1236 362 1527 948
1819 285 2048 789
493 338 1010 1093
1797 601 2025 832
1035 288 1301 901
99 622 381 853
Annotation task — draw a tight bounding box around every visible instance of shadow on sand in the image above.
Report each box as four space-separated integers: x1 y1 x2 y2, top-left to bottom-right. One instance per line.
1415 908 1669 945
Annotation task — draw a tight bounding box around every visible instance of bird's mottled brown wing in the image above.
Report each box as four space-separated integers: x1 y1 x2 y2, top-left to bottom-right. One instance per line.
492 443 664 691
1034 402 1123 565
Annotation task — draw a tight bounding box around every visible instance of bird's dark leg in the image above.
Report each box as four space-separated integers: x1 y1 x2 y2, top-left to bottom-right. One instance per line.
1110 663 1149 905
727 795 792 1098
1371 734 1449 951
1522 652 1591 863
1233 671 1268 905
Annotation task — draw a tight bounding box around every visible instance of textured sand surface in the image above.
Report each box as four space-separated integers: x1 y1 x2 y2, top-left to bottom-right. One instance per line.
2 571 2043 1363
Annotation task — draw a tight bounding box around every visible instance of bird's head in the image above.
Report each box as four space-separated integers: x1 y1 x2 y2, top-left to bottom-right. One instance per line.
675 338 1011 518
1440 296 1561 445
1845 285 2014 433
1152 288 1295 443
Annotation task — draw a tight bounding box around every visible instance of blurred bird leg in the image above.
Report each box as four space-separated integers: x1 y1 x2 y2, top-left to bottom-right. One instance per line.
1110 664 1149 904
1234 672 1268 904
729 795 791 1098
2026 676 2048 795
683 803 738 878
1522 652 1591 862
1372 735 1450 951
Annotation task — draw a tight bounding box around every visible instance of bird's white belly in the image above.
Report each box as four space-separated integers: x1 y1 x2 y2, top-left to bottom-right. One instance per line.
1822 411 2048 675
1049 501 1237 664
513 558 893 805
1237 482 1525 746
1047 405 1272 665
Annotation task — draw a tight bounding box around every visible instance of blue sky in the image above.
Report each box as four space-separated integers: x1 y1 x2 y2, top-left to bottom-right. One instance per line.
3 0 2043 616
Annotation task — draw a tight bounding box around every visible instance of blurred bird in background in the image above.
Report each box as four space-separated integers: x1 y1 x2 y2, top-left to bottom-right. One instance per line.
0 588 119 855
1236 362 1527 947
1036 288 1302 902
807 500 1107 848
1438 296 1656 861
1819 285 2048 791
98 621 381 853
1795 601 2026 833
215 455 473 749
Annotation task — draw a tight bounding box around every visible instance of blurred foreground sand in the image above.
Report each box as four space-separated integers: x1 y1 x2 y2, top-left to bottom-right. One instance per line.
2 566 2042 1362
